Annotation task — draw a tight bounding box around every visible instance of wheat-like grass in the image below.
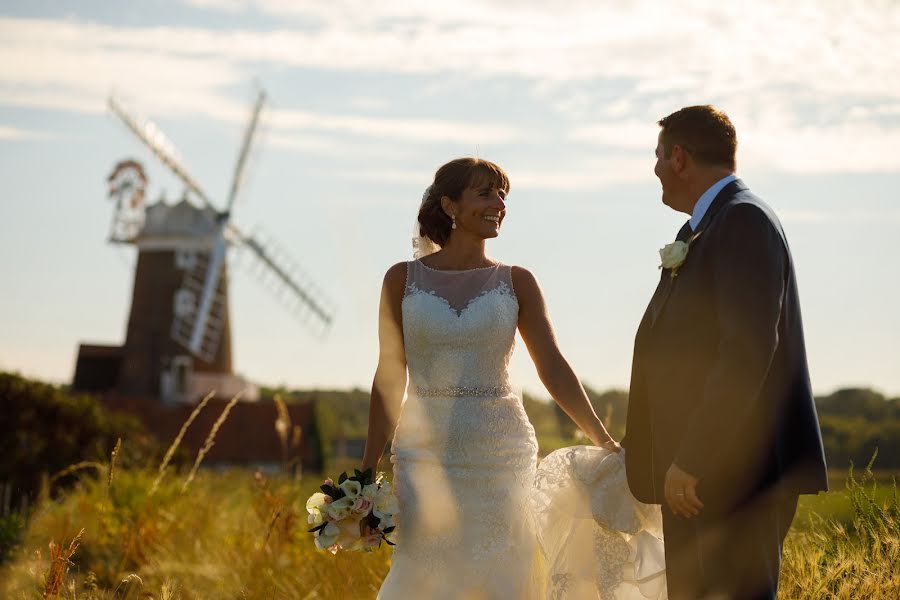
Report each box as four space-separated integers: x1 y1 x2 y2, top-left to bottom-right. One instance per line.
42 528 84 599
160 578 179 600
150 390 215 496
107 437 121 495
47 462 105 487
113 573 143 600
263 507 283 547
181 391 243 493
274 393 291 463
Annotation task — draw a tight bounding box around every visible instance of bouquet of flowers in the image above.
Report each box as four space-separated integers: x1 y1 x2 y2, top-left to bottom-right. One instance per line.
306 468 398 553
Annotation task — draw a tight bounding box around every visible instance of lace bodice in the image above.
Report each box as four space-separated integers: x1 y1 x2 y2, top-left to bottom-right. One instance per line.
381 259 666 600
401 259 518 394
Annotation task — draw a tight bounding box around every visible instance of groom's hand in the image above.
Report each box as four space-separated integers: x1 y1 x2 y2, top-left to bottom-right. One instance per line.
664 463 704 518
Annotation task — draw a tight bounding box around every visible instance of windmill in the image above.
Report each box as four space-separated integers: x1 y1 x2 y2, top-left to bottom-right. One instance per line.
74 91 334 405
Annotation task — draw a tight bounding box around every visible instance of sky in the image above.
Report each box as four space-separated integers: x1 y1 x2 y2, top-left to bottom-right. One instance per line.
1 0 899 399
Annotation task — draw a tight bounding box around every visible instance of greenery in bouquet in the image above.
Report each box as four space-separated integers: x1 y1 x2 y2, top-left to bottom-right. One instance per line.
307 468 398 553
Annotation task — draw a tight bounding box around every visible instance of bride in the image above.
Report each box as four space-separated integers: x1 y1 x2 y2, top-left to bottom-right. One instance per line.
362 158 666 599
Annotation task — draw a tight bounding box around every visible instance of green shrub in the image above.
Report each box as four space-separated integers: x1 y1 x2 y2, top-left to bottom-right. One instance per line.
0 372 160 505
0 513 24 564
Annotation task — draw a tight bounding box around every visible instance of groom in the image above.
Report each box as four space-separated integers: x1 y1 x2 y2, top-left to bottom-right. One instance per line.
623 106 828 599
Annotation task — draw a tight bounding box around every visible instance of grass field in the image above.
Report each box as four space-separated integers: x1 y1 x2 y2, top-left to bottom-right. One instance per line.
1 461 897 599
779 465 899 599
792 469 897 529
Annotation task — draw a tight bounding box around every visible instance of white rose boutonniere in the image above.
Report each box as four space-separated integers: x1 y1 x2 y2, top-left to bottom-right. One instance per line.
659 231 702 279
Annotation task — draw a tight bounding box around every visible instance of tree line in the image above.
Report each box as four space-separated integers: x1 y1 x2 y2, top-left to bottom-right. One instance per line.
3 372 896 508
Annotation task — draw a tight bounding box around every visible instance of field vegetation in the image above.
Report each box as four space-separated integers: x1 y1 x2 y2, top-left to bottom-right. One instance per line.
1 372 898 598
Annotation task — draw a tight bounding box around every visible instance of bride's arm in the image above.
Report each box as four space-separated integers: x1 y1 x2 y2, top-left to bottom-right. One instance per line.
362 262 409 472
512 266 619 451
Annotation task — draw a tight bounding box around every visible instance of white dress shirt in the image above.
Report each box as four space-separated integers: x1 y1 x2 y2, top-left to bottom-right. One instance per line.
690 174 737 231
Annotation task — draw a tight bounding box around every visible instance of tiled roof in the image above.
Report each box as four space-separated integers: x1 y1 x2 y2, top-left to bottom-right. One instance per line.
102 393 322 470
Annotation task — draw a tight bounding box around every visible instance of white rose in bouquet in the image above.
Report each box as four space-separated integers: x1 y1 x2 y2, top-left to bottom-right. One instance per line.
307 469 398 553
306 492 329 511
374 487 399 517
376 513 395 531
315 521 340 551
337 515 364 549
308 510 325 526
352 494 374 515
325 496 354 521
306 492 331 526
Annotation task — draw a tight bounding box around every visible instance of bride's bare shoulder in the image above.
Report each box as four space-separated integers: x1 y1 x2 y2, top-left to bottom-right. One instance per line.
384 261 408 279
383 261 409 294
509 265 542 299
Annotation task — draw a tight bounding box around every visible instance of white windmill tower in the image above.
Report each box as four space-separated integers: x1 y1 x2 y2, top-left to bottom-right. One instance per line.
78 91 334 404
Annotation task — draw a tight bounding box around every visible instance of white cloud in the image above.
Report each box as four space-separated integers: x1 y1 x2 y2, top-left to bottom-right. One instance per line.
0 17 521 145
0 1 899 172
0 124 54 140
4 3 898 90
175 0 899 96
509 156 652 189
346 155 652 190
740 117 900 175
271 108 518 144
347 96 390 112
569 120 658 150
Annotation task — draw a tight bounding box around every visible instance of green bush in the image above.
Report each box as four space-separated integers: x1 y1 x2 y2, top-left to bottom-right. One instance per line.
0 514 24 564
0 372 159 505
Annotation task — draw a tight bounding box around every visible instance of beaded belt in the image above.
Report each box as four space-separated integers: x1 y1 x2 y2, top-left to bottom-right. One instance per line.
416 384 512 398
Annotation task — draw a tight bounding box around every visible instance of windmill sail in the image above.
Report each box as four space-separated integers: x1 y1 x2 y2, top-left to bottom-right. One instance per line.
225 91 265 214
237 228 334 337
108 97 213 207
170 245 228 363
108 90 334 368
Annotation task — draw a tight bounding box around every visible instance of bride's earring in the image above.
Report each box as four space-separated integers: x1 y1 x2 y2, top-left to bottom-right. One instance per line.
451 214 457 230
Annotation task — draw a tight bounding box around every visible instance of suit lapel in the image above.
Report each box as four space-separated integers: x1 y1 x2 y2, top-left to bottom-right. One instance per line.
647 179 746 329
648 221 691 326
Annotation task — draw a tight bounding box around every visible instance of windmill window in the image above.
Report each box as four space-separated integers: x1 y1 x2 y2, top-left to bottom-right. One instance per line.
171 356 192 396
175 249 198 270
173 288 196 318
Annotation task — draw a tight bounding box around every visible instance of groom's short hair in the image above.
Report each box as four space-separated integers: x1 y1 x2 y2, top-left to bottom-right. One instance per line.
658 105 736 170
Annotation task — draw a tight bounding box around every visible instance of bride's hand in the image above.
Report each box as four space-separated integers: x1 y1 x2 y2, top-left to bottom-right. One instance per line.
585 422 621 453
597 437 622 453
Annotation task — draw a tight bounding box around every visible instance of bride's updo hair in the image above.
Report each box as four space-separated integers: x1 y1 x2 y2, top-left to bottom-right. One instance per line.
418 157 510 247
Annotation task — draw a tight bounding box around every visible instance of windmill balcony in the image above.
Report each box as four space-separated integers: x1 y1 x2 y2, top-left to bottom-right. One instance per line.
160 368 259 405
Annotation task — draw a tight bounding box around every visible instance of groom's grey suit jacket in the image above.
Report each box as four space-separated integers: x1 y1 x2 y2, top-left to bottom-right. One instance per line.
624 179 828 511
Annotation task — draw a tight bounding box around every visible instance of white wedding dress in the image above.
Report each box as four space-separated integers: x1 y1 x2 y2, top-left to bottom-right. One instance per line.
377 260 667 599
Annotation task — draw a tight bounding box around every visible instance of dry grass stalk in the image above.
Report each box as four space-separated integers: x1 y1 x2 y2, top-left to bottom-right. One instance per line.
160 578 179 600
150 390 215 496
108 437 121 494
181 391 243 492
42 528 84 599
113 573 144 599
263 507 283 547
48 461 105 487
274 393 291 463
